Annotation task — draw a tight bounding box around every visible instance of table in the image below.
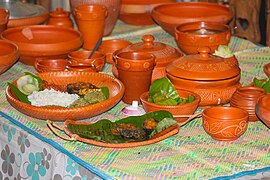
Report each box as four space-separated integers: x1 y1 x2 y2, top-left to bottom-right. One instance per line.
1 21 270 180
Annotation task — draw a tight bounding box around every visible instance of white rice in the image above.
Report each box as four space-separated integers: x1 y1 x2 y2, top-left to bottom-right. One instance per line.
28 89 80 107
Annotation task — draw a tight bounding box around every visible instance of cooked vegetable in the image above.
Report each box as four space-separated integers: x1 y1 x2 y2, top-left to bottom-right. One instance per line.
16 73 42 95
253 78 270 93
213 45 234 58
67 82 100 96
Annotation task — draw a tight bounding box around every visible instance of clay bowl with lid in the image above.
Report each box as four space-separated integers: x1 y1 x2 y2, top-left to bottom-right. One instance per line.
263 63 270 78
34 58 69 73
140 89 201 123
1 25 83 66
166 47 241 106
256 94 270 129
112 34 183 82
175 21 231 54
202 106 249 141
0 40 20 74
230 86 266 122
151 2 233 36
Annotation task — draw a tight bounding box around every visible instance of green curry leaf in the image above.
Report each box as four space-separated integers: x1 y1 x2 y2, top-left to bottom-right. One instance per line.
7 82 31 104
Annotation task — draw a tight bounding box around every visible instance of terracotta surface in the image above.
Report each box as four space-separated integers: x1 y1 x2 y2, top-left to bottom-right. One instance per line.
114 51 156 104
66 63 97 72
74 4 107 50
151 2 233 36
256 94 270 129
230 86 266 122
6 71 125 121
0 40 20 75
263 63 270 78
112 34 183 82
175 21 231 54
98 39 132 64
68 50 106 72
34 58 69 73
47 8 74 28
70 0 121 36
166 47 241 106
62 120 179 148
1 25 83 66
140 89 200 123
119 0 176 26
0 8 9 34
202 106 248 141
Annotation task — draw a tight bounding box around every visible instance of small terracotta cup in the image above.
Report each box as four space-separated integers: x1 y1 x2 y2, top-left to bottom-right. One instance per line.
114 51 156 104
74 4 107 50
66 62 96 72
230 86 266 122
47 8 74 28
0 8 9 34
34 58 69 72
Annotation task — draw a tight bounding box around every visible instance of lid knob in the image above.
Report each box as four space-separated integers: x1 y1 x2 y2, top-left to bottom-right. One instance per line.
142 34 154 48
56 8 64 13
198 47 211 58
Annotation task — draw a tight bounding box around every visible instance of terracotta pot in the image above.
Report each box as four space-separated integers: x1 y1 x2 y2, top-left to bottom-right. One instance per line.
230 86 266 122
151 2 233 36
175 21 231 55
114 51 156 104
263 63 270 78
34 58 69 73
68 50 105 72
47 8 74 28
256 94 270 129
140 89 200 123
0 40 19 75
70 0 120 36
202 106 249 141
66 63 97 72
0 8 9 34
166 47 241 106
98 39 132 64
74 4 107 50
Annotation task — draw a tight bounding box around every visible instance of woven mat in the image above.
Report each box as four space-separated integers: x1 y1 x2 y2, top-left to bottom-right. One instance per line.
1 21 270 180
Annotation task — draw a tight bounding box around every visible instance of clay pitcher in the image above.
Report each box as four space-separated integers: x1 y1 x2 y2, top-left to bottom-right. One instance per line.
0 8 9 34
114 51 156 104
74 4 107 50
47 8 74 28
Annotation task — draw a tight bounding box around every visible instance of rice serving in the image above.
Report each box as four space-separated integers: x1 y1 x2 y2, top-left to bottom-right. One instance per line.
28 89 80 107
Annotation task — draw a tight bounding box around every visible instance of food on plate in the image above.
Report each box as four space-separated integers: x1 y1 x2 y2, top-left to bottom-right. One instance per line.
213 45 234 58
67 82 100 96
111 123 146 139
253 77 270 93
16 72 42 95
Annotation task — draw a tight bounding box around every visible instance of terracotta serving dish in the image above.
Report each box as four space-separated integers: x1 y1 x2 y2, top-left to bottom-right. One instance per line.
1 25 83 66
175 21 231 54
263 63 270 78
68 50 106 72
256 94 270 129
112 34 183 82
140 89 201 123
230 86 266 122
6 71 125 121
0 40 20 75
34 58 69 73
202 106 249 141
166 47 241 106
151 2 233 36
119 0 176 26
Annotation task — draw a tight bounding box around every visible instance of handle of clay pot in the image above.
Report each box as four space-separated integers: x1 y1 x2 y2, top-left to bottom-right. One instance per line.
174 112 202 127
47 120 76 141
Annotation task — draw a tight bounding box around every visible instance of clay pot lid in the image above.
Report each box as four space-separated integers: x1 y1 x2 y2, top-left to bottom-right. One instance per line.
118 34 182 66
166 47 240 80
49 8 70 18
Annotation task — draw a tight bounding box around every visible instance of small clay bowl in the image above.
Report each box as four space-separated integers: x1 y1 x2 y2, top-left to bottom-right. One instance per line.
202 106 249 141
34 58 69 72
175 21 231 54
98 39 132 64
263 63 270 78
256 94 270 129
68 50 105 72
66 62 97 72
140 89 201 123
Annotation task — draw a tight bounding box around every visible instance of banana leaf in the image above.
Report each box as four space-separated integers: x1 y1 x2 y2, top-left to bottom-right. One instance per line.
66 110 177 143
253 78 270 93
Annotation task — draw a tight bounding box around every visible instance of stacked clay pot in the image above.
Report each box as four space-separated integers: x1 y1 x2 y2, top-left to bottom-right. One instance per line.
230 86 266 122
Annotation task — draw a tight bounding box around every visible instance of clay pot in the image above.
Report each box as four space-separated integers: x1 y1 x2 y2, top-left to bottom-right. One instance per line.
34 58 69 73
47 8 74 28
166 47 241 106
256 94 270 129
0 40 19 75
151 2 233 36
112 34 183 82
66 63 97 72
119 0 176 26
114 51 156 104
202 106 249 141
140 89 200 123
230 86 266 122
74 4 107 50
70 0 120 36
263 63 270 78
0 8 9 34
175 21 231 55
98 39 132 64
68 50 105 72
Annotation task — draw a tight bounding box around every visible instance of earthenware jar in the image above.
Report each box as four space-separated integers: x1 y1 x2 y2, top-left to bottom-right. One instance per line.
114 51 156 104
166 47 241 106
69 0 120 36
230 86 266 122
47 8 74 28
74 4 107 50
0 8 9 34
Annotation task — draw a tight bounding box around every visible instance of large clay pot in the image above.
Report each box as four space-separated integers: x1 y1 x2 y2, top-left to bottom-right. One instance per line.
69 0 120 36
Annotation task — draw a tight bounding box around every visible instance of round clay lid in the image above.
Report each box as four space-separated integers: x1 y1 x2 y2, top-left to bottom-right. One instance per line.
166 47 240 80
118 34 183 67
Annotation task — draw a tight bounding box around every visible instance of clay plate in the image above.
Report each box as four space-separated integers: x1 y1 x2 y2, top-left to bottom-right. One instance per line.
6 71 124 121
